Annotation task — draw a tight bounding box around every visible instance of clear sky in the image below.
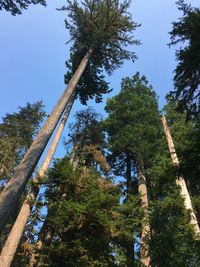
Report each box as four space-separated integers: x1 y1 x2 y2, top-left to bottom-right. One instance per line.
0 0 199 158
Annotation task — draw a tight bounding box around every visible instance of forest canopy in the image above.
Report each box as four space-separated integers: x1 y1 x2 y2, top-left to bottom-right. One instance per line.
1 0 200 266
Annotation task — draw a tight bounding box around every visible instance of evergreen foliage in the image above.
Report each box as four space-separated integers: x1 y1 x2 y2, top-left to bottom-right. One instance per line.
169 0 200 116
62 0 139 104
103 73 162 264
103 72 162 178
163 95 200 227
147 96 200 266
0 101 45 183
38 158 120 267
0 0 46 15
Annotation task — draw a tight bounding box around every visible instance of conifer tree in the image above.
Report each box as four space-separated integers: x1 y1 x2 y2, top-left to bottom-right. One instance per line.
0 102 45 248
103 73 162 266
147 144 200 267
169 0 200 116
0 0 139 230
0 95 75 267
146 96 200 266
162 115 200 234
0 102 45 184
34 158 119 267
27 108 118 266
0 0 46 15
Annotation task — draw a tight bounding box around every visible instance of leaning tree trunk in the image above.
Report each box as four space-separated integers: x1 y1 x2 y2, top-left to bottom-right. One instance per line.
162 116 200 234
0 49 92 231
0 95 75 267
138 166 150 267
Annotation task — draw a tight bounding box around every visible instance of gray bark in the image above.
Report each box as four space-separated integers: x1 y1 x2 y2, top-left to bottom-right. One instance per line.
0 50 92 230
138 167 150 267
162 116 200 235
0 95 75 267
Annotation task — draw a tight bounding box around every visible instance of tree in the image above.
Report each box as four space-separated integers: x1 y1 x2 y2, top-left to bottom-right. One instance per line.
0 0 139 230
0 101 45 184
33 158 119 267
28 107 110 266
162 95 200 227
169 0 200 116
146 95 200 266
147 152 200 267
0 96 74 267
162 115 200 234
0 0 46 15
103 73 162 265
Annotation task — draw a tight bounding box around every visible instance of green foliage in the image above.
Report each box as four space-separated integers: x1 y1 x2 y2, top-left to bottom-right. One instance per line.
0 101 45 182
63 0 139 68
169 0 200 116
62 0 139 104
0 0 46 15
163 95 200 221
112 195 143 266
104 72 162 174
39 158 120 267
146 96 200 266
150 187 200 267
66 107 103 148
65 51 111 104
65 107 110 172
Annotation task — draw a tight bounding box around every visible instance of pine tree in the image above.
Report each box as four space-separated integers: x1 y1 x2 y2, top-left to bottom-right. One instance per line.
35 158 119 267
0 0 46 15
0 101 45 250
162 115 200 234
0 0 139 230
169 0 200 116
103 73 162 265
0 96 75 267
0 101 45 184
147 95 200 266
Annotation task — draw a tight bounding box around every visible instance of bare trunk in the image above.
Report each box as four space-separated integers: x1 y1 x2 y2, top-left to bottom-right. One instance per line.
0 50 92 230
162 116 200 234
138 167 150 267
0 95 75 267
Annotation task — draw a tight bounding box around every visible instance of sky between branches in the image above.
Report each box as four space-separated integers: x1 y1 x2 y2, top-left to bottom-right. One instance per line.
0 0 199 159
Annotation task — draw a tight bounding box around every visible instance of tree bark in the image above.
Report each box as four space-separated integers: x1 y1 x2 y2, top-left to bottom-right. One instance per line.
0 49 92 231
0 95 75 267
138 166 150 267
162 116 200 234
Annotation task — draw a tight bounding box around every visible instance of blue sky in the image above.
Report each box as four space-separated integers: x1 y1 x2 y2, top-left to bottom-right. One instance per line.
0 0 199 158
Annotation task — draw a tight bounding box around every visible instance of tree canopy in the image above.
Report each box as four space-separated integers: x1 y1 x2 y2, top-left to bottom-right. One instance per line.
103 72 162 176
62 0 139 104
0 0 46 15
0 101 45 182
169 0 200 116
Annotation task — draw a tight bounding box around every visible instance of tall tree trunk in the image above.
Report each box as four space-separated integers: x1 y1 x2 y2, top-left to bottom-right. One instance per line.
0 49 92 230
0 95 75 267
125 153 135 267
138 166 150 267
162 116 200 234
